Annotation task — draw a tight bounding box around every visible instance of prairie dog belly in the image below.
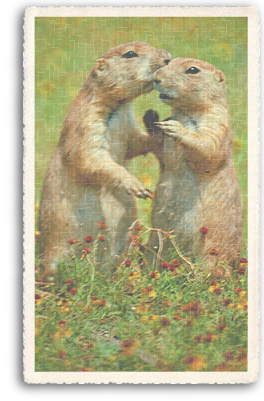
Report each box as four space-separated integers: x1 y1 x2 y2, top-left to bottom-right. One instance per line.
153 140 200 237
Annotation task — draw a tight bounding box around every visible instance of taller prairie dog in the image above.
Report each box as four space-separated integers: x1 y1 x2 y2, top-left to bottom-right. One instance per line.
144 58 242 272
38 41 171 279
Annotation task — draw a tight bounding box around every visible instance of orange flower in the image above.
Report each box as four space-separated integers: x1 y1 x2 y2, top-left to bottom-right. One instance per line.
238 268 246 275
168 263 177 272
218 324 226 331
200 227 208 235
202 333 217 343
181 300 202 316
98 234 106 242
70 287 77 295
93 298 106 307
69 238 76 244
98 222 106 229
81 247 91 259
209 248 218 255
194 334 202 342
171 259 180 267
239 257 248 268
160 317 170 326
173 313 183 321
150 271 160 279
84 235 93 243
183 355 206 371
223 297 232 306
124 259 132 267
213 287 223 295
128 271 140 279
65 278 74 287
185 317 194 326
120 338 139 356
234 287 242 294
210 281 217 286
35 294 41 305
161 262 169 269
58 350 67 359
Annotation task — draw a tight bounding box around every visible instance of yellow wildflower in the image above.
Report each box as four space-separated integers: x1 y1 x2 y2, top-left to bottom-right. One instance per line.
57 299 73 312
54 328 73 342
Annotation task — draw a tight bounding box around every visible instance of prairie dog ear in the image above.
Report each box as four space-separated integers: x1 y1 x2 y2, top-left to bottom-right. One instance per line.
215 70 225 83
93 58 109 78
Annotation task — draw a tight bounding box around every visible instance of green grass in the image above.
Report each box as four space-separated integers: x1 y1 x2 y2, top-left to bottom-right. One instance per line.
35 228 248 372
35 17 248 372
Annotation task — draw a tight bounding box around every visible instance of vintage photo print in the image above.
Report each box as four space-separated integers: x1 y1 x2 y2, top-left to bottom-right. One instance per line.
23 6 259 384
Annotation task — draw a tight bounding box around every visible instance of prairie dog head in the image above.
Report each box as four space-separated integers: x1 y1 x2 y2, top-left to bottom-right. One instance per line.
88 41 171 103
153 58 227 110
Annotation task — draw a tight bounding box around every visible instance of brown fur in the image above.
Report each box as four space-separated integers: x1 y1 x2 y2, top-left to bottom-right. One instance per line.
144 58 242 273
38 41 171 279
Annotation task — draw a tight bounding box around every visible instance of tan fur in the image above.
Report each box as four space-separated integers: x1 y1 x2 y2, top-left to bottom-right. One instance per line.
38 41 171 279
144 58 242 272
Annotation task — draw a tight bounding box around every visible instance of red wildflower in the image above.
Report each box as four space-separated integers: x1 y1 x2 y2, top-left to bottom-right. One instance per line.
144 286 153 293
223 298 232 306
200 227 208 235
240 257 248 264
124 259 132 267
160 317 170 326
65 278 74 286
82 247 91 256
35 294 41 300
58 320 66 326
234 287 242 294
194 334 202 342
98 222 106 229
168 263 177 272
202 333 214 343
210 281 217 286
92 297 98 301
171 259 180 267
135 226 142 232
70 287 77 295
150 271 160 279
213 287 223 295
98 234 106 242
69 238 76 244
218 324 226 332
161 262 169 269
209 248 218 255
93 298 106 307
84 235 93 243
238 268 246 275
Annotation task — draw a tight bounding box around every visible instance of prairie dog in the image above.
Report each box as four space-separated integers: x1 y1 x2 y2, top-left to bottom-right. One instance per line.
38 41 171 279
144 58 242 272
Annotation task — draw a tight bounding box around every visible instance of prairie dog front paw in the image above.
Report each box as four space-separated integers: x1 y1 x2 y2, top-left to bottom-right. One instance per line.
155 120 183 139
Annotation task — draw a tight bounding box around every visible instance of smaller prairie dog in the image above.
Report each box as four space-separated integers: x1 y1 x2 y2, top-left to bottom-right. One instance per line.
38 41 171 280
144 58 242 272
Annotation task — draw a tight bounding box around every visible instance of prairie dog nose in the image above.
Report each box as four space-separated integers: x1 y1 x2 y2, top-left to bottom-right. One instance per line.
164 51 172 63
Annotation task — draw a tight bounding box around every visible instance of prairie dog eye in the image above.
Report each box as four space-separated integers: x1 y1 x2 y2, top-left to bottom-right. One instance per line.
185 66 200 74
122 50 138 59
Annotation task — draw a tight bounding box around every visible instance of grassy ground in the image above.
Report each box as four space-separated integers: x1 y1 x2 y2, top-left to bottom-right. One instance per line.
35 227 248 372
35 17 248 372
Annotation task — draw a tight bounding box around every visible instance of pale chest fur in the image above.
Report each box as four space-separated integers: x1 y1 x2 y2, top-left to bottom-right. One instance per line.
106 103 136 165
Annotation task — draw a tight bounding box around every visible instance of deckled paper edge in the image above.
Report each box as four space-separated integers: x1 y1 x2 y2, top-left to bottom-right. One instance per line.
23 6 260 384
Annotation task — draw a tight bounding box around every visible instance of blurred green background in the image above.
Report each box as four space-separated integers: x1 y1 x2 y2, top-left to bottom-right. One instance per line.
35 17 248 255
